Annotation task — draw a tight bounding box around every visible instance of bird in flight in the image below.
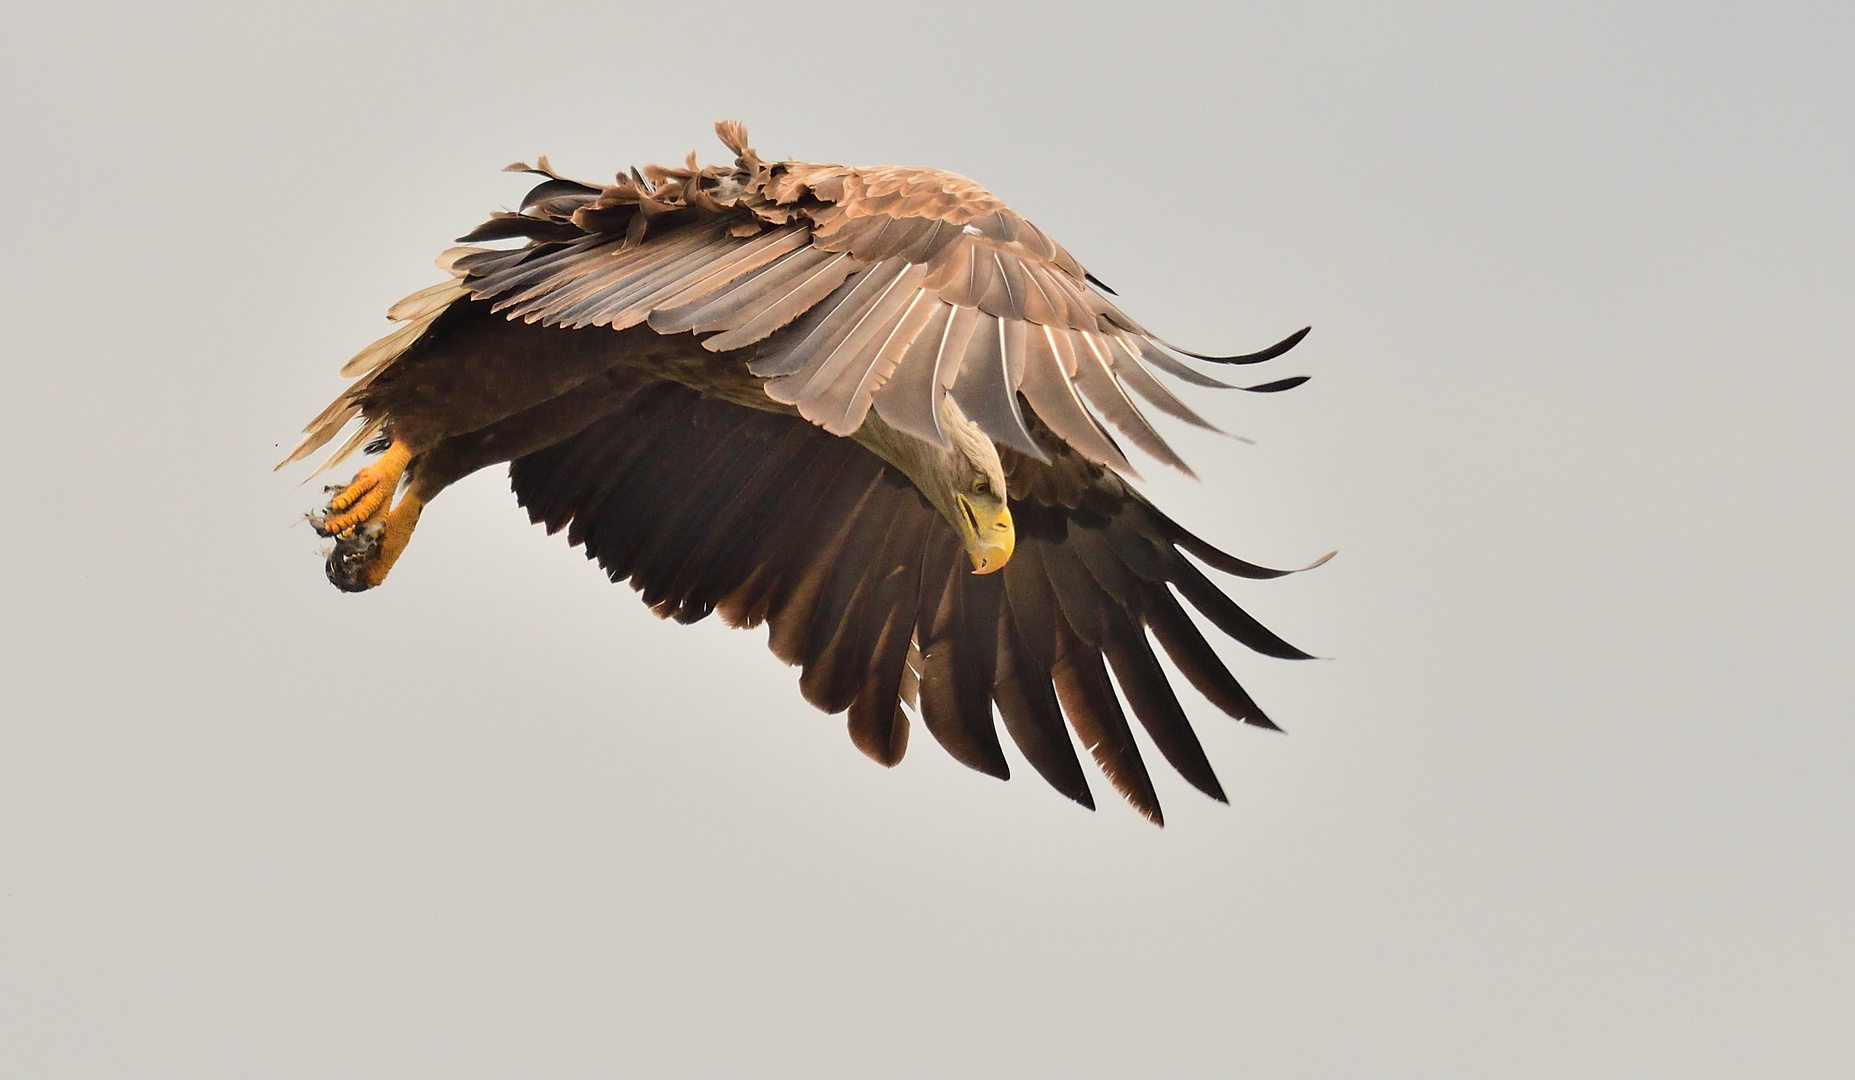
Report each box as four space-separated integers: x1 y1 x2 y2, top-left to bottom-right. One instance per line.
283 122 1325 824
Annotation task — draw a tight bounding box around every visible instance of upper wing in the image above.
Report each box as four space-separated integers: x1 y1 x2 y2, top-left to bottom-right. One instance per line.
508 382 1325 824
449 125 1308 475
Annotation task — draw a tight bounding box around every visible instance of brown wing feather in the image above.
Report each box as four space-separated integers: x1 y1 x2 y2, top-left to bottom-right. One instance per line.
405 131 1310 476
506 382 1315 822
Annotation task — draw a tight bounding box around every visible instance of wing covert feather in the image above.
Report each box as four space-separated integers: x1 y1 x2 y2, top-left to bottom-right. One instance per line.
439 156 1310 473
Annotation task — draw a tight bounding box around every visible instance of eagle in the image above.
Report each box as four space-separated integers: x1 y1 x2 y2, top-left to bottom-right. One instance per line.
283 122 1325 824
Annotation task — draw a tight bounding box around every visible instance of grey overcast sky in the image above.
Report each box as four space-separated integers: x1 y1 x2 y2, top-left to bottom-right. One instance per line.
2 1 1850 1076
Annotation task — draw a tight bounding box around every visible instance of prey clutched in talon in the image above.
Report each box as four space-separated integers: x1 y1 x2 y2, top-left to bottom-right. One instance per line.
325 520 385 592
315 439 412 537
309 437 426 592
322 493 424 591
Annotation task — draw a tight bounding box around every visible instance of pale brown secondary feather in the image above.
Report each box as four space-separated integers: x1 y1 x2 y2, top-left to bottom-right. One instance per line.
287 121 1300 473
395 122 1264 463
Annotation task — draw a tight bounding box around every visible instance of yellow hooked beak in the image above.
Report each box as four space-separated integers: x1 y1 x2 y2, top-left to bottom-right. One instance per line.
954 494 1015 574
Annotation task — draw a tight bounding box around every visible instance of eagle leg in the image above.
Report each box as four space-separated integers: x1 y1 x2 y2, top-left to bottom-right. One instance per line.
315 439 413 537
324 492 425 592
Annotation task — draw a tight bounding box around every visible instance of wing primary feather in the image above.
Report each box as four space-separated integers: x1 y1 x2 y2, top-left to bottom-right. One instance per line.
480 238 651 317
844 288 937 429
657 424 830 619
1122 334 1236 389
769 263 927 432
1237 375 1311 393
1066 334 1192 473
1160 326 1310 365
1101 606 1226 803
1168 559 1315 660
991 616 1094 809
479 234 657 312
1140 582 1281 731
799 488 912 714
808 283 936 435
1052 620 1163 825
469 234 607 297
992 250 1030 320
765 471 886 669
1144 506 1337 579
1002 540 1061 669
595 226 806 328
720 440 868 630
845 517 935 766
1037 536 1108 648
1100 334 1221 431
918 552 1010 778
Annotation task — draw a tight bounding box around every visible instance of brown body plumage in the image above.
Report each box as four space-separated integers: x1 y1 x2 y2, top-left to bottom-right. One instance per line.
286 123 1324 823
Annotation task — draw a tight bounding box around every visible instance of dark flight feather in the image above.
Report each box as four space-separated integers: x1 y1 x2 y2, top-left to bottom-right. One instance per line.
504 382 1311 820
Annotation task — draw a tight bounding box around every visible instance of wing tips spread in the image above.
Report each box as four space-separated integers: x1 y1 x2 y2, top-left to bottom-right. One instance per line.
499 371 1312 818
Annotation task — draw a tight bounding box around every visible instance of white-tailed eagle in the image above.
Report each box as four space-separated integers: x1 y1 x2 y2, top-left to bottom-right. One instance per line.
284 122 1325 823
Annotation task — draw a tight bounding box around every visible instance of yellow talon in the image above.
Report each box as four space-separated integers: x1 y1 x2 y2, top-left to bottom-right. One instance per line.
318 439 412 537
365 494 423 588
325 492 425 592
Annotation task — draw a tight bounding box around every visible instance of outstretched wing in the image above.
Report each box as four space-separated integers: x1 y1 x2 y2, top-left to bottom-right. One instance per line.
451 129 1308 477
508 383 1323 824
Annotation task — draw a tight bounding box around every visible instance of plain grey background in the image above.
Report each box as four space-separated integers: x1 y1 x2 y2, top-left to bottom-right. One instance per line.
2 1 1849 1076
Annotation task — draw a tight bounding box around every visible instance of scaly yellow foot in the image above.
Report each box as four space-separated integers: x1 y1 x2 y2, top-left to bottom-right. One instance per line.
315 439 412 537
325 493 425 593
